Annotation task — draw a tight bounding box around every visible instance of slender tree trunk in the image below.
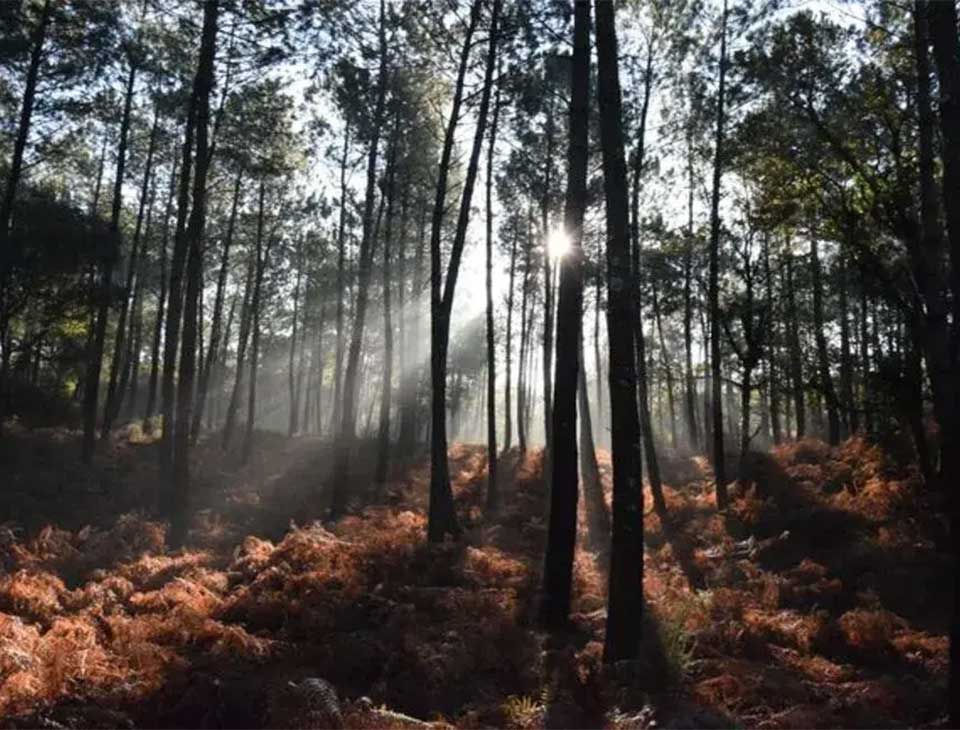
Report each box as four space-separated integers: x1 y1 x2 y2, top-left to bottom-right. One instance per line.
170 0 219 543
541 0 589 628
578 334 609 552
331 124 350 435
193 171 241 444
427 0 490 541
125 181 156 419
145 155 178 428
518 230 531 455
103 106 159 435
810 236 841 445
595 0 644 663
223 254 255 449
330 0 389 517
683 133 699 450
763 234 782 444
785 253 805 438
288 238 304 437
839 252 855 435
485 67 502 511
82 60 137 461
241 182 268 467
708 0 729 506
375 126 400 487
503 227 517 454
652 275 677 449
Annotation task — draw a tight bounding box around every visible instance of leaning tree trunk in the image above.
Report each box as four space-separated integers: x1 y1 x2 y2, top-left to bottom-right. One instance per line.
426 0 489 542
595 0 644 664
540 0 588 629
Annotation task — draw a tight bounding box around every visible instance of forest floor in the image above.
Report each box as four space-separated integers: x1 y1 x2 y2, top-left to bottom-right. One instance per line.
0 421 952 728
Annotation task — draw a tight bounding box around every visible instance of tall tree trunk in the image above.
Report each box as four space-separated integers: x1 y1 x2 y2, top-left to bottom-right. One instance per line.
160 95 200 475
810 236 841 445
222 254 255 449
330 0 389 517
518 230 531 454
683 132 699 450
595 0 644 663
708 0 729 506
288 237 304 437
145 155 178 429
578 333 609 552
485 67 502 511
375 126 400 487
170 0 219 543
628 42 665 515
785 253 805 438
839 252 856 435
125 180 156 419
82 60 137 461
103 106 160 435
763 234 782 444
503 226 517 454
193 171 241 444
426 0 491 541
540 0 588 628
331 123 350 435
241 182 268 466
921 5 960 716
652 275 677 449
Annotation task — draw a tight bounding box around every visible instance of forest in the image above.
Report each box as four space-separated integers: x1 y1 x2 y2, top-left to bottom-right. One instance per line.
0 0 957 727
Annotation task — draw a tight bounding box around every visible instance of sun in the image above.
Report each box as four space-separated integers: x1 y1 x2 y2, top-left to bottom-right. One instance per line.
547 227 571 260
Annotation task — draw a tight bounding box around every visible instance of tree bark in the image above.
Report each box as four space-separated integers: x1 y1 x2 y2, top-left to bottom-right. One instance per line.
330 0 389 517
241 181 268 467
503 226 517 455
426 0 491 541
708 0 729 506
595 0 644 663
82 60 137 461
170 0 219 543
485 67 503 511
810 235 841 445
540 0 589 628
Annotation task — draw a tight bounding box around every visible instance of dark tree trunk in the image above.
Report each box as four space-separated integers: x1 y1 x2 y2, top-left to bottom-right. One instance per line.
839 252 856 435
193 171 240 444
223 255 255 449
82 60 137 462
683 133 699 450
810 236 841 445
125 180 156 419
241 182 268 467
170 0 219 544
708 0 729 506
160 93 199 476
518 228 531 455
375 126 400 487
628 43 665 516
485 68 502 511
785 253 805 439
922 4 960 717
426 0 491 542
540 0 589 628
503 227 517 454
595 0 644 663
288 237 304 437
331 123 350 435
330 0 389 517
145 155 178 428
578 334 609 552
763 234 782 444
103 106 160 436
